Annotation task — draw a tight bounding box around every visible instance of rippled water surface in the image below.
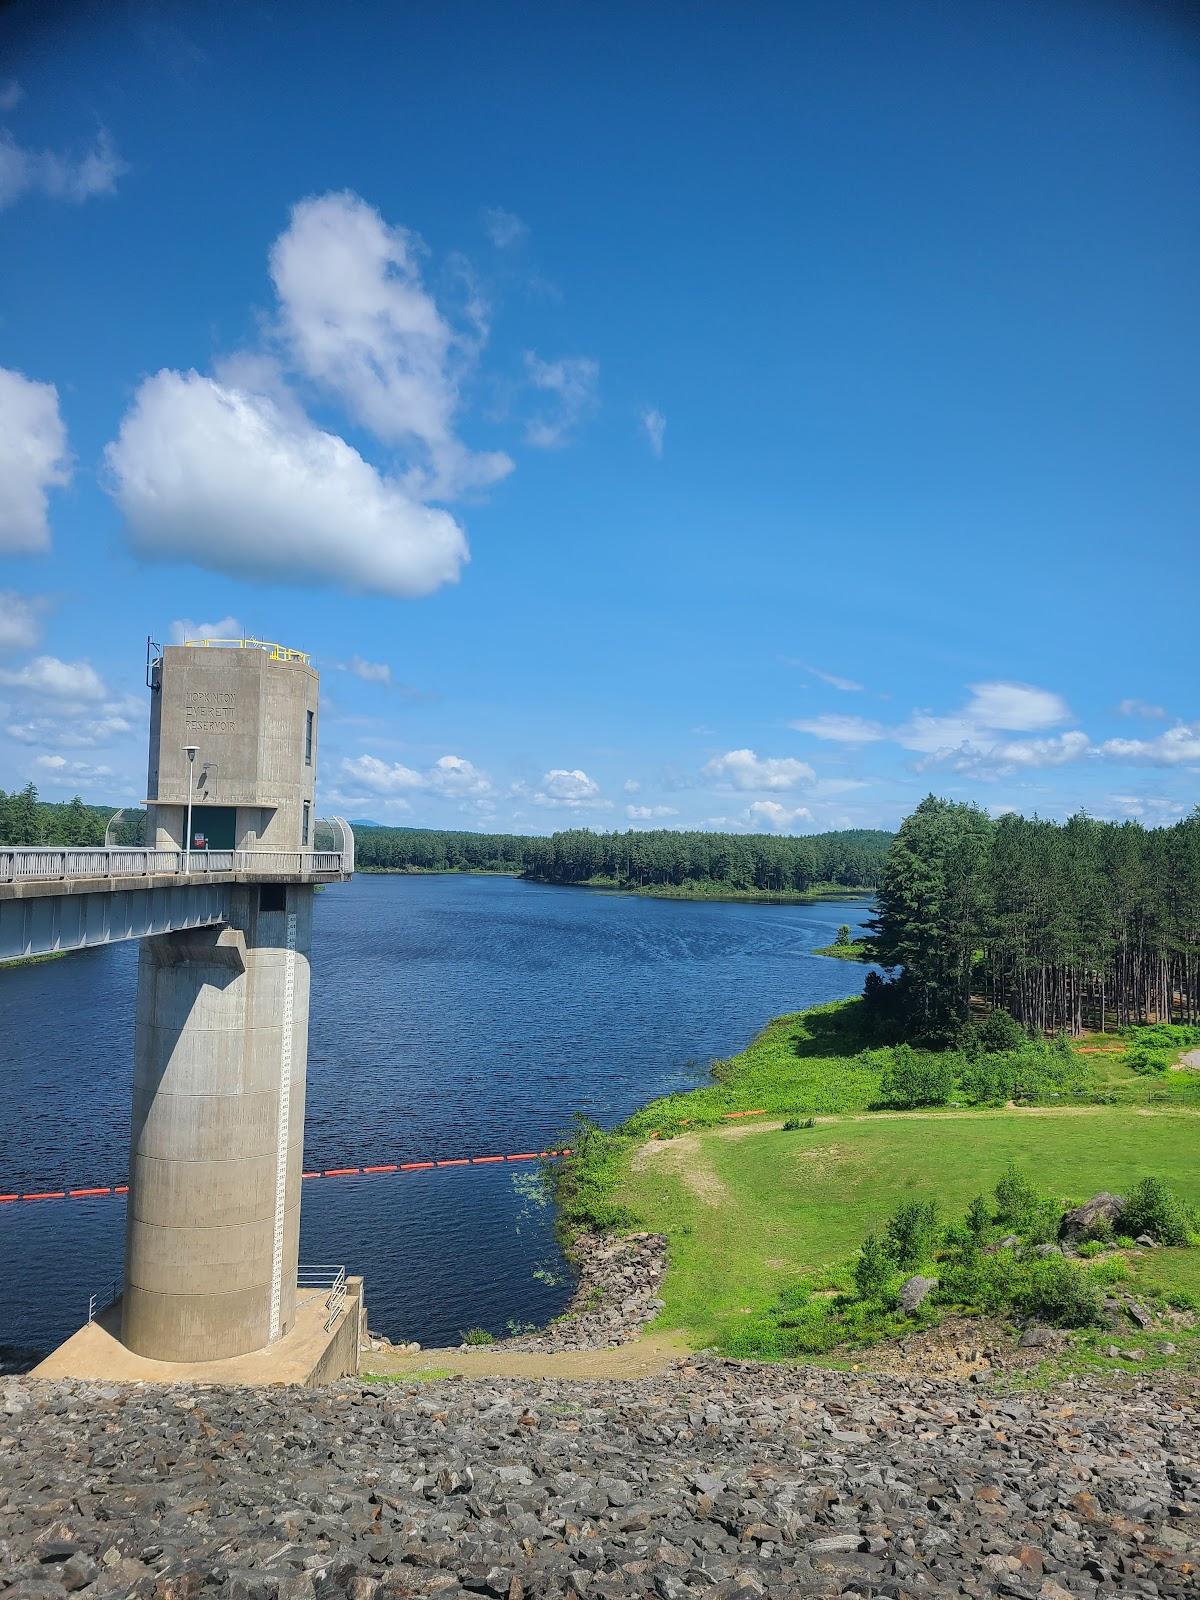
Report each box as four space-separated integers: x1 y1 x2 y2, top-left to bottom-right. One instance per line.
0 874 875 1356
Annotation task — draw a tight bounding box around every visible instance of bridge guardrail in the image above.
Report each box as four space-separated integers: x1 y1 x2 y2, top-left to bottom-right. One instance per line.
0 845 349 885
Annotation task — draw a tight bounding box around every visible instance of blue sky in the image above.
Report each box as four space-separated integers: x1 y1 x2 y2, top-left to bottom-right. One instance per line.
1 0 1197 834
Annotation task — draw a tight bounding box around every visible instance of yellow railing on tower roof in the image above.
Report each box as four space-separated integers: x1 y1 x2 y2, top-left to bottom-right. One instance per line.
182 637 310 664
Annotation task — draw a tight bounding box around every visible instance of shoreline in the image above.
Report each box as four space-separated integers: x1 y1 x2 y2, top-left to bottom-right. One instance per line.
358 866 877 906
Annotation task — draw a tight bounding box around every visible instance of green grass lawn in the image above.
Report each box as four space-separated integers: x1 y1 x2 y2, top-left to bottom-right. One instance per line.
553 999 1200 1363
613 999 1196 1142
617 1108 1200 1353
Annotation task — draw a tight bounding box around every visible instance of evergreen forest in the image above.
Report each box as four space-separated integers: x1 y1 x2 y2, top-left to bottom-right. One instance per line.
871 796 1200 1039
352 824 892 894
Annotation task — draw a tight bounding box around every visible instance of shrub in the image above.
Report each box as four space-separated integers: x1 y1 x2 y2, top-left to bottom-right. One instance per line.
1013 1255 1103 1326
461 1327 494 1345
993 1164 1059 1243
854 1233 899 1304
1075 1238 1108 1259
958 1041 1096 1106
783 1115 816 1131
834 924 853 947
964 1194 992 1240
884 1199 940 1270
1124 1023 1200 1050
1086 1255 1130 1286
1123 1046 1172 1076
875 1045 955 1109
937 1243 1019 1314
967 1009 1026 1056
1122 1177 1196 1246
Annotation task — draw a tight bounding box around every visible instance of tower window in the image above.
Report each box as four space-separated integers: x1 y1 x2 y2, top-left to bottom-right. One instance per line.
305 708 314 765
302 801 311 847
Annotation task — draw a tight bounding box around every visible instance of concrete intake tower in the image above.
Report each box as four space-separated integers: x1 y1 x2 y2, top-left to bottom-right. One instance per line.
17 638 360 1384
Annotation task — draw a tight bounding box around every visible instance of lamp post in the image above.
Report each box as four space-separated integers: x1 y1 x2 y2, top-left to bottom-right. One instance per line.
184 745 198 872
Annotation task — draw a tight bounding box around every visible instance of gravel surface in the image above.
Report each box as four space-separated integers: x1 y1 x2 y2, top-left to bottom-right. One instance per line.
1 1361 1197 1600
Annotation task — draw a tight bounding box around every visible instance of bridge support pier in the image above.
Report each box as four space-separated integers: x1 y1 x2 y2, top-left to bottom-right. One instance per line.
122 883 313 1362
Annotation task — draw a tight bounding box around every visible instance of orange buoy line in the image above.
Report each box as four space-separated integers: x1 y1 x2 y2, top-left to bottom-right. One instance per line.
0 1150 569 1204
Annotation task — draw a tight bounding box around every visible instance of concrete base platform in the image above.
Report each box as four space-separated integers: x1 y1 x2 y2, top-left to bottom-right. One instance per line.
32 1277 364 1387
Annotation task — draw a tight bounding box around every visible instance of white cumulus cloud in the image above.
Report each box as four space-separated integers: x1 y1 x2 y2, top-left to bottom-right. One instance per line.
896 681 1084 778
0 655 107 701
626 803 679 820
746 800 814 831
170 615 242 645
0 368 72 552
269 191 512 497
343 656 392 685
1096 726 1200 767
525 768 607 809
0 591 43 653
340 752 492 798
702 748 816 792
33 754 115 782
106 371 469 597
919 731 1091 779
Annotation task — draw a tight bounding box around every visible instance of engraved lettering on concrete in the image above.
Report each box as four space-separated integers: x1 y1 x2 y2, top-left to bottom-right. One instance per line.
185 690 237 735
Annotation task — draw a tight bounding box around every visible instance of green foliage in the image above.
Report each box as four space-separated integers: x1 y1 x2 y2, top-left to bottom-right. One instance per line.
873 1044 955 1108
965 1194 992 1239
460 1327 494 1345
1085 1254 1130 1286
883 1198 940 1270
870 801 1200 1036
869 796 993 1042
1122 1177 1197 1246
1123 1046 1172 1076
834 924 853 947
0 784 109 847
853 1233 899 1303
353 823 892 896
993 1164 1058 1242
550 1115 638 1238
964 1009 1027 1056
1011 1254 1104 1326
782 1114 816 1130
958 1040 1096 1106
1124 1023 1200 1050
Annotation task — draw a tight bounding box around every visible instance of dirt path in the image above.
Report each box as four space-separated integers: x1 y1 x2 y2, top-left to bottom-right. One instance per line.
362 1330 688 1382
632 1131 729 1203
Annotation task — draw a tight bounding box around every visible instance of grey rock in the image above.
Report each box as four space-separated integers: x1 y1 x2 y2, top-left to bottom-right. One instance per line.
1058 1192 1125 1244
0 1359 1194 1600
1126 1300 1154 1330
806 1533 865 1553
899 1275 938 1314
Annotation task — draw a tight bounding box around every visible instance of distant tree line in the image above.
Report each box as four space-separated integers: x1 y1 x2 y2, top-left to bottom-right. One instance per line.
521 828 892 892
0 784 109 847
353 823 892 893
353 827 534 874
871 796 1200 1040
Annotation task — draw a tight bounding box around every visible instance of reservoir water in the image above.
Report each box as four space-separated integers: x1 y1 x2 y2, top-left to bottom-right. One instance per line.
0 874 876 1360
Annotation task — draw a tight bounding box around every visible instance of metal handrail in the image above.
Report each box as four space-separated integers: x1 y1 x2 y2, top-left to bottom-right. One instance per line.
297 1263 348 1332
182 637 310 664
0 845 349 884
